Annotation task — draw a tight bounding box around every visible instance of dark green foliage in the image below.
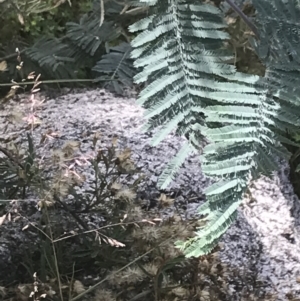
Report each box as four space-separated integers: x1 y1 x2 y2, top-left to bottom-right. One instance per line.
93 43 136 94
24 37 76 79
66 20 120 57
0 0 142 95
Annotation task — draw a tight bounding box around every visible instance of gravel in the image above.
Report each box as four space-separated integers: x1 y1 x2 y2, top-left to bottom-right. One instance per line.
1 88 300 300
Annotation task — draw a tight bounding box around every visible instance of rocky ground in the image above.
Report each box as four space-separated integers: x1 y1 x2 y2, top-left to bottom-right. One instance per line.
1 88 300 300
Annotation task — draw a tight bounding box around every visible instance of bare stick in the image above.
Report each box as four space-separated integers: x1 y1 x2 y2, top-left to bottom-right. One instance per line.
225 0 260 39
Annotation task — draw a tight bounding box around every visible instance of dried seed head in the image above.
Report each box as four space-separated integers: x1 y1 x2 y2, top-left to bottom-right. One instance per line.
115 188 136 202
62 141 80 158
157 193 174 207
93 289 115 301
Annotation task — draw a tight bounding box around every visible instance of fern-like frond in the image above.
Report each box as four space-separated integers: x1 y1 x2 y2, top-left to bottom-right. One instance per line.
24 37 76 79
129 0 234 183
66 19 121 57
93 43 136 94
131 0 290 257
251 0 300 139
157 142 194 189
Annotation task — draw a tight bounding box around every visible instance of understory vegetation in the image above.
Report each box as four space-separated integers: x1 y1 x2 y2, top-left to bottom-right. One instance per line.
1 0 300 300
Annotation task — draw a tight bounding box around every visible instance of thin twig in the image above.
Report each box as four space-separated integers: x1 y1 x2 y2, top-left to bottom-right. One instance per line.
52 218 162 243
225 0 260 39
99 0 105 27
0 79 97 87
71 235 175 301
53 194 89 230
45 209 64 301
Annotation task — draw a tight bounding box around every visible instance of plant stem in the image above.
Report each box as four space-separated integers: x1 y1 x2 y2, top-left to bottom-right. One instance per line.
225 0 260 39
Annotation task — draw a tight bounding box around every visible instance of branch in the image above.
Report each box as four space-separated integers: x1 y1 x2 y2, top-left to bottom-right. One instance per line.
225 0 260 39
